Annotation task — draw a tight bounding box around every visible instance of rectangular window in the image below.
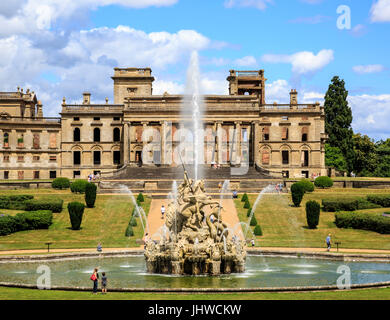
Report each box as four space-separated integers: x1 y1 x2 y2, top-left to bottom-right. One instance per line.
113 117 120 121
17 156 24 162
34 171 40 179
73 171 80 178
282 171 290 178
18 171 24 180
33 133 40 149
3 155 9 162
49 133 57 148
241 128 248 142
93 117 100 121
282 116 289 121
49 156 57 162
113 151 121 165
93 151 101 165
262 151 270 165
263 127 270 141
73 151 81 165
50 171 57 179
33 156 40 161
73 117 80 121
281 127 289 141
282 151 289 165
4 171 9 180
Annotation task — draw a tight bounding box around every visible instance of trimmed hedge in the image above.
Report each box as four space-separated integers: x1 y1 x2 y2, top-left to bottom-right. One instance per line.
52 177 70 190
291 182 305 207
137 193 145 203
335 211 390 234
243 199 251 209
125 224 134 237
250 215 258 226
70 180 89 194
306 200 320 229
322 198 382 212
297 179 315 193
85 183 97 208
25 199 63 213
254 224 263 236
67 202 85 230
0 195 34 210
366 195 390 208
241 193 248 203
314 176 334 189
0 210 53 236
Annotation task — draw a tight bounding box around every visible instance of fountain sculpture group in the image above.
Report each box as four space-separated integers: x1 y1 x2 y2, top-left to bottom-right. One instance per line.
144 171 247 275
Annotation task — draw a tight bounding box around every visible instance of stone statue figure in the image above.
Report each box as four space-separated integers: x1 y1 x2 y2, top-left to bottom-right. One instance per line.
145 172 246 275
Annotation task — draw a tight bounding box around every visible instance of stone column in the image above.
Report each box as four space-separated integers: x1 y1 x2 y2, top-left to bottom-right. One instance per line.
235 121 241 165
160 121 166 166
123 122 129 164
216 121 222 165
254 121 260 165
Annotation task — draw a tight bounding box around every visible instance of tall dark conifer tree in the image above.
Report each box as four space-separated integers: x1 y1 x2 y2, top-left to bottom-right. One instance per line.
324 76 355 174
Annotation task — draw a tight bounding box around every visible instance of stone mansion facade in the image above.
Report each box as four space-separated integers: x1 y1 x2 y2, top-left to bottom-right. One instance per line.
0 68 328 180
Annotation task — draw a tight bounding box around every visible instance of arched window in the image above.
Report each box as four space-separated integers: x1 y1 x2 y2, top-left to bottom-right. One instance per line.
93 128 100 142
261 149 270 165
73 128 80 142
113 128 120 142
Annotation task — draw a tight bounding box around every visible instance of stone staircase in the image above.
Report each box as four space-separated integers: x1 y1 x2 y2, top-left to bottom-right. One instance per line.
99 165 283 195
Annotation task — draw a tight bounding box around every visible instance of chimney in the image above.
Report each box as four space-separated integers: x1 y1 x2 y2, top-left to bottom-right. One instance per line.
290 89 298 105
83 92 91 105
37 101 43 118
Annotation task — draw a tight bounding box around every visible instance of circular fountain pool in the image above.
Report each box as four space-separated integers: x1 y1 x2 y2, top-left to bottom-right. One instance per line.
1 255 389 290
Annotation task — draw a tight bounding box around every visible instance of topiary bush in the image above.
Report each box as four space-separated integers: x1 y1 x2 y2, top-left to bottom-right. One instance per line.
366 195 390 208
70 179 89 194
247 207 252 217
314 176 334 189
52 177 70 190
85 183 97 208
244 199 251 209
291 182 305 207
297 179 315 193
254 224 263 236
67 202 85 230
241 193 248 203
130 216 137 227
250 215 258 226
125 224 134 237
306 200 321 229
137 193 145 203
25 199 63 213
335 212 390 234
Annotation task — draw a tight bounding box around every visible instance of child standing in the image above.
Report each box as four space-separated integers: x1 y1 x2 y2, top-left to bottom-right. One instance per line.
101 272 107 294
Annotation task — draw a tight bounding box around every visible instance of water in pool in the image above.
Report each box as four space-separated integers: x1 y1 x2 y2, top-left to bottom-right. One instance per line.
0 255 389 289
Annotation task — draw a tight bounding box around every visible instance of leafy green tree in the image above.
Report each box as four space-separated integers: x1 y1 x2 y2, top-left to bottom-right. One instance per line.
324 76 355 174
353 134 378 176
374 139 390 177
325 144 347 173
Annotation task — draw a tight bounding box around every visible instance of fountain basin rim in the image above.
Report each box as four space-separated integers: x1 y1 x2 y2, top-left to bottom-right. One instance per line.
1 281 390 293
0 249 390 263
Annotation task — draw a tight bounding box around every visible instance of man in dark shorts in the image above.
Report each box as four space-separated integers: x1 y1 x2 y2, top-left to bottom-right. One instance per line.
326 234 331 252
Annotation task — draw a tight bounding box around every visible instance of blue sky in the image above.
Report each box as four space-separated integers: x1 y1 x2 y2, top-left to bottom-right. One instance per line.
0 0 389 139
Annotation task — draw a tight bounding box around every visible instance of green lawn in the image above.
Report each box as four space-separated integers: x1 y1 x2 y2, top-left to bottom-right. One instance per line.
1 286 390 300
0 189 151 251
235 189 390 250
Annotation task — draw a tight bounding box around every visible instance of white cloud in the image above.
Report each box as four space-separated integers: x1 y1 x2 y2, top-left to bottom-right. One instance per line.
0 0 179 36
262 49 334 75
353 64 385 74
233 56 257 67
370 0 390 23
224 0 273 10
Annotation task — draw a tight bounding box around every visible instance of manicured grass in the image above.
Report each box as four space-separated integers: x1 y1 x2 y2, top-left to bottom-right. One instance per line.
1 286 390 300
235 189 390 250
0 189 151 250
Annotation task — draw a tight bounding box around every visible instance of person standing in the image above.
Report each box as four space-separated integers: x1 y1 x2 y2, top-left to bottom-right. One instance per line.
91 267 99 294
101 272 107 294
161 205 165 219
97 242 102 253
326 234 332 252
